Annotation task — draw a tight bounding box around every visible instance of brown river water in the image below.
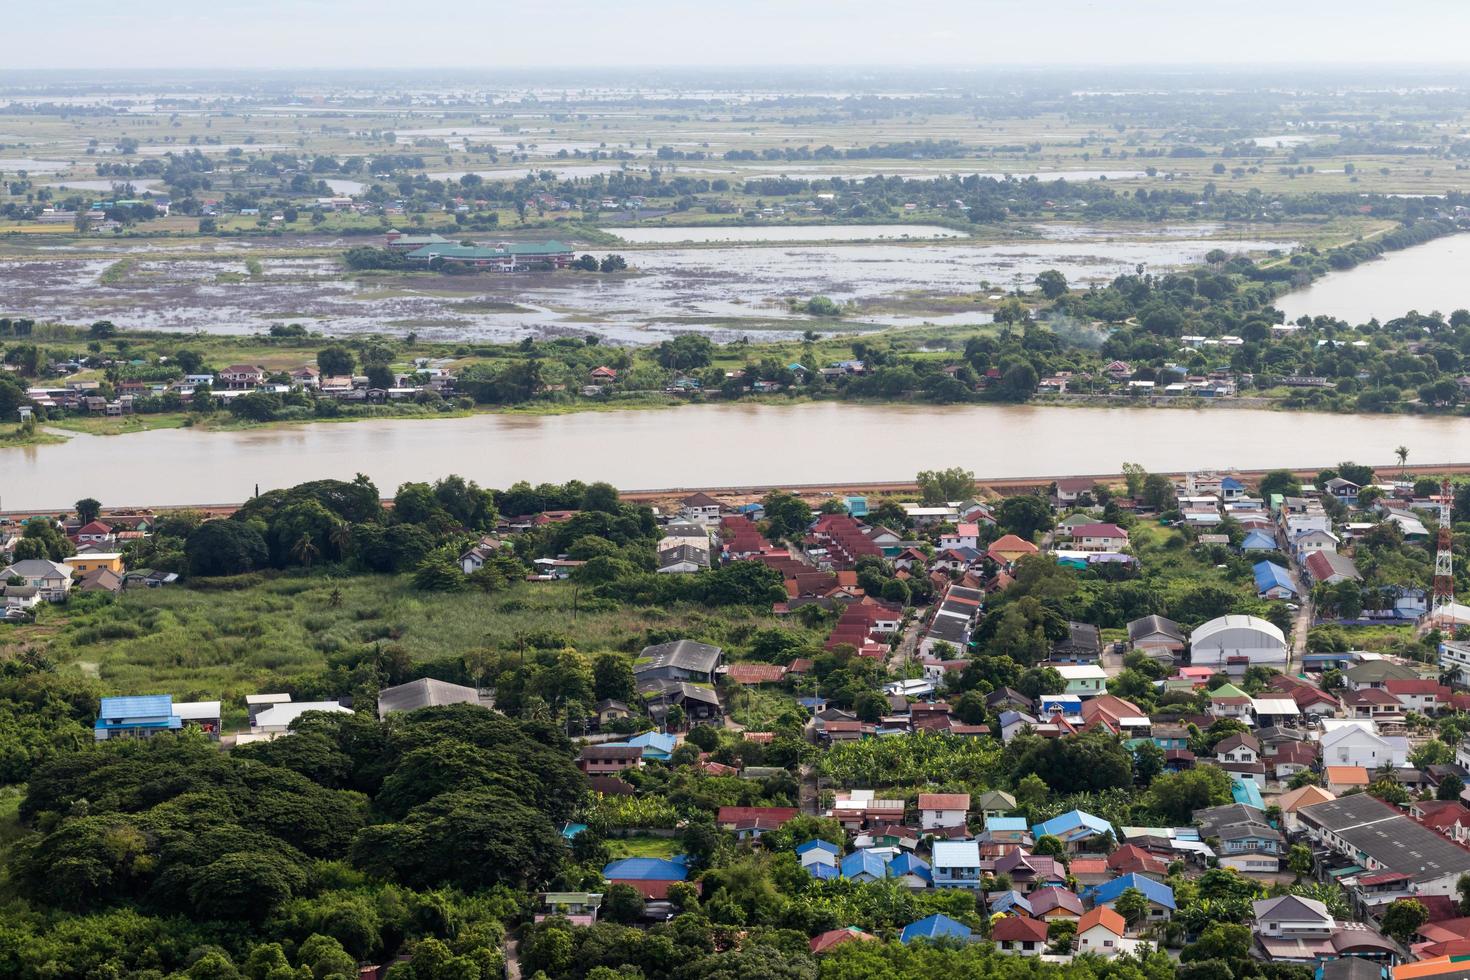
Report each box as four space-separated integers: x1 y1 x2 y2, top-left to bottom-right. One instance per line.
2 401 1464 510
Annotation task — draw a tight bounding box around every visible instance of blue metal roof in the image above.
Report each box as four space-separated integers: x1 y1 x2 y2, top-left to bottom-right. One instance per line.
840 848 892 880
1032 809 1113 841
796 839 840 856
1089 872 1177 910
98 694 173 719
602 857 689 881
987 816 1029 832
623 732 677 757
1253 561 1297 595
889 853 932 883
807 863 840 880
901 913 972 944
1241 529 1277 550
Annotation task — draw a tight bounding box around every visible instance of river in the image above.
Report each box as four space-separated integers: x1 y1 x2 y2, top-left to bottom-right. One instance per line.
1275 233 1470 324
3 401 1467 510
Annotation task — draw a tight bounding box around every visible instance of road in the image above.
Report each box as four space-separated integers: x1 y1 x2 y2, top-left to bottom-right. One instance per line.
1290 597 1314 674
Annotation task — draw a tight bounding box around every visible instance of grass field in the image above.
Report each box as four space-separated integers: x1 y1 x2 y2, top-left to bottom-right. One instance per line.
1 573 806 726
605 835 680 860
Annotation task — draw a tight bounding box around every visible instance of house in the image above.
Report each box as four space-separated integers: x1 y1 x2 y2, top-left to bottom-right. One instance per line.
1127 615 1185 659
1253 561 1299 600
1029 886 1084 921
578 744 644 774
1303 551 1362 586
1324 477 1361 504
589 366 618 383
1216 732 1262 766
931 840 982 888
680 492 723 526
992 916 1050 955
796 839 841 875
0 559 75 601
657 543 711 574
1189 615 1288 675
635 640 722 684
94 694 183 740
1325 766 1371 795
1195 803 1285 873
1322 722 1408 769
1241 529 1279 552
376 678 491 718
621 731 678 762
1207 682 1255 720
1032 810 1114 850
940 524 980 551
602 856 690 900
74 520 115 546
918 793 970 831
242 700 351 741
809 927 877 956
1067 523 1130 552
888 853 933 888
1106 844 1168 879
76 564 124 593
1344 659 1424 691
1386 678 1450 714
987 534 1039 565
1277 785 1336 833
218 364 265 389
1055 664 1107 697
840 848 892 883
1051 622 1103 664
536 892 603 927
1252 894 1335 943
900 914 972 945
640 679 721 726
976 789 1017 821
1089 873 1175 922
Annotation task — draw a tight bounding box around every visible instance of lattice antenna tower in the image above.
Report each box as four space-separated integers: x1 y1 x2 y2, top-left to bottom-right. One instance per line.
1434 479 1455 626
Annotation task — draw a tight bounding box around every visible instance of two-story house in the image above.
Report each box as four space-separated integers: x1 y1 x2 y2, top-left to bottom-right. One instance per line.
0 559 74 601
918 793 970 831
1068 523 1130 552
1321 722 1408 769
679 492 723 526
930 840 982 889
218 364 265 390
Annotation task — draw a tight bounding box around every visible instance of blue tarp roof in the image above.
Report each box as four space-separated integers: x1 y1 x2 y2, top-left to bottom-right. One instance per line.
1231 775 1266 809
602 857 689 881
1253 561 1297 595
1089 872 1177 910
901 914 973 944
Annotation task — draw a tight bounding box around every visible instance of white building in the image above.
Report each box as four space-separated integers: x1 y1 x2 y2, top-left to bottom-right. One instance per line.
1189 615 1287 676
1320 721 1408 770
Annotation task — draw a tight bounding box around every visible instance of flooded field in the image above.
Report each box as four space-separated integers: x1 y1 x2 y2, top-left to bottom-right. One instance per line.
1275 233 1470 324
0 233 1294 342
605 224 968 243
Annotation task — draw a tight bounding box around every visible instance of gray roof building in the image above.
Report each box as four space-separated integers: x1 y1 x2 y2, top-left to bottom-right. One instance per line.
377 678 491 719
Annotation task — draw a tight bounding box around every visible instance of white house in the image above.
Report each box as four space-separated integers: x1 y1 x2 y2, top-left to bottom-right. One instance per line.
1320 721 1408 769
939 524 980 551
679 492 723 526
1075 908 1134 958
918 793 970 831
931 840 982 889
1189 615 1287 675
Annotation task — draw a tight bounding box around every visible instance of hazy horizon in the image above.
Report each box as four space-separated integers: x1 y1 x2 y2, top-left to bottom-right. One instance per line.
11 0 1470 73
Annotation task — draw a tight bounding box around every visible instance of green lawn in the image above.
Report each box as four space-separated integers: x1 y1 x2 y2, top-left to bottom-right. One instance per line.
605 835 680 860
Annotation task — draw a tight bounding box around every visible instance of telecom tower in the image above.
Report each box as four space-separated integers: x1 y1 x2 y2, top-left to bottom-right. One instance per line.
1434 478 1455 627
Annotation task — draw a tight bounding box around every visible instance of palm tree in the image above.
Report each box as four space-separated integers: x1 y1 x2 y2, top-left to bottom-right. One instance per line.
290 532 320 568
1396 445 1410 475
328 522 352 559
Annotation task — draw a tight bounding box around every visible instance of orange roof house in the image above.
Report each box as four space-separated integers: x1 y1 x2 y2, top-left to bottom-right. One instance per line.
987 535 1040 564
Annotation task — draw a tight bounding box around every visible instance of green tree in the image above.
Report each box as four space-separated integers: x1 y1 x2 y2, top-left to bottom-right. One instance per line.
915 467 975 505
593 654 635 702
1380 898 1429 943
316 346 355 377
603 883 646 924
1113 887 1150 928
997 493 1053 539
1288 843 1314 881
186 520 269 576
1034 269 1069 300
74 498 102 525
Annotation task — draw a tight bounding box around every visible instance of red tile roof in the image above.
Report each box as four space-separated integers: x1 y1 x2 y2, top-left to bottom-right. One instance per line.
917 793 970 810
716 806 798 825
992 916 1049 943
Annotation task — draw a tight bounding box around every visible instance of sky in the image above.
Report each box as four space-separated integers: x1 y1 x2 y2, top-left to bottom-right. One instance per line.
9 0 1470 72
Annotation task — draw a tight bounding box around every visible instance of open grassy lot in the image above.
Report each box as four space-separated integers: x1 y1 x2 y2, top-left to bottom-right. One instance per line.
0 574 805 724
